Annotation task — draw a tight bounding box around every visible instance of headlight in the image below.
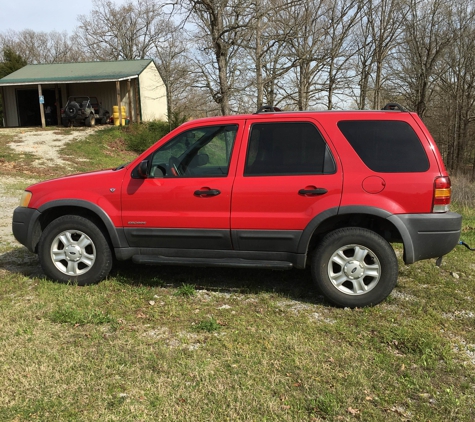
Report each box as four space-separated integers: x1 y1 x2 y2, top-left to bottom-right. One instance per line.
19 191 32 207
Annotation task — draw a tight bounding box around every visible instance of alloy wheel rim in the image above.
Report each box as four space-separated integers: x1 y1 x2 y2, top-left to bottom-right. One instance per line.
327 244 381 295
50 229 96 276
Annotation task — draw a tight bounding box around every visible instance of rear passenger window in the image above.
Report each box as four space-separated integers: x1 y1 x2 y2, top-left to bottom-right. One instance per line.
338 120 429 172
244 122 335 176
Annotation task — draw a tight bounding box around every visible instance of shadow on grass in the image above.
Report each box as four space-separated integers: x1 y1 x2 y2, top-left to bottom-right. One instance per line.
0 247 325 305
110 260 325 305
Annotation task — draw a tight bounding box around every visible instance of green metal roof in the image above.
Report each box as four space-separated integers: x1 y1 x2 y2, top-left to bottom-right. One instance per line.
0 59 154 86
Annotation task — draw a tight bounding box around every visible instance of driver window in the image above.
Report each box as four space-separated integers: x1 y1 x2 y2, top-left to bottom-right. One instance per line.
150 125 238 178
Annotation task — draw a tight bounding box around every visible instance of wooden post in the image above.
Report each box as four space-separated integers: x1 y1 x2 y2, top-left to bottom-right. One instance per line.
127 79 133 123
55 84 61 126
116 80 122 126
0 87 7 127
38 84 46 128
134 79 141 124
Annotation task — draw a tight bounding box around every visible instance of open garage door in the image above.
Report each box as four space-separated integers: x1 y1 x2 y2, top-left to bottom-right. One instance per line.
16 89 60 126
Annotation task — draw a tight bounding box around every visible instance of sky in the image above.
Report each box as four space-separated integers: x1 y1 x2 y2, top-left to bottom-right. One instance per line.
0 0 123 34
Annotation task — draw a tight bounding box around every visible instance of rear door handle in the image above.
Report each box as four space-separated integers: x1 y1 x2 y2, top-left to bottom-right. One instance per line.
298 188 328 196
194 189 221 197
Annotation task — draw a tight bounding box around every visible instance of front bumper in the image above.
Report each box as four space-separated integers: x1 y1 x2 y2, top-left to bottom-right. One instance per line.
12 207 42 253
389 212 462 264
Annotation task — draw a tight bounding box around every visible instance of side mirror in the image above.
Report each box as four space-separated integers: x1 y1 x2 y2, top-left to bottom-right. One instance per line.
138 160 149 178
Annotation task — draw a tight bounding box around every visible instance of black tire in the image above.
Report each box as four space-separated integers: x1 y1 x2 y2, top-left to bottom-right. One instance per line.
61 118 70 127
38 215 112 286
85 114 96 127
100 112 110 124
311 227 398 307
65 102 79 118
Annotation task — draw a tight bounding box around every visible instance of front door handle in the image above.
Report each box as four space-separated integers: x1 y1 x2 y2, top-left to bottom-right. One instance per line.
298 188 328 196
194 189 221 197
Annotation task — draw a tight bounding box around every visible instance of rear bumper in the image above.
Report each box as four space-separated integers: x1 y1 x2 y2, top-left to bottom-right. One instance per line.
389 212 462 264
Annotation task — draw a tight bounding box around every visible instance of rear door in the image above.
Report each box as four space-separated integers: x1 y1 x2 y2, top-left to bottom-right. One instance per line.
230 117 343 252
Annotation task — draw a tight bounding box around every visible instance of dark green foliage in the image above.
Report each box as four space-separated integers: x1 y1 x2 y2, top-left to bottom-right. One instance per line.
122 121 171 153
0 48 27 125
168 111 188 130
0 47 27 79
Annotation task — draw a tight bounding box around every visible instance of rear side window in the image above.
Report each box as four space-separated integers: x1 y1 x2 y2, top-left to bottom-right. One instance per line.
337 120 429 172
244 122 336 176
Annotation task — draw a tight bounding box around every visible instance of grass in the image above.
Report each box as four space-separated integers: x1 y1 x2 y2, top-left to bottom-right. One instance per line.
0 127 474 420
60 126 139 173
0 261 474 421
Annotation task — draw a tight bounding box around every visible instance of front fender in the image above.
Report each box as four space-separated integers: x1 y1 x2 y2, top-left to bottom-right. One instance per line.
38 199 124 248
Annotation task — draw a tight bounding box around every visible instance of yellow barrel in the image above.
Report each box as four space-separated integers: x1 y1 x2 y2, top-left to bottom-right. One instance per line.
113 106 126 125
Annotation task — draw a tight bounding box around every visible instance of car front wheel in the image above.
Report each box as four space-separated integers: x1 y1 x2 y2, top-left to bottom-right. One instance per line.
38 215 112 285
311 227 398 307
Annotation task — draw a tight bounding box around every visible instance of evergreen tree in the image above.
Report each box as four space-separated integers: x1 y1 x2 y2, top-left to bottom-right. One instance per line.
0 47 26 125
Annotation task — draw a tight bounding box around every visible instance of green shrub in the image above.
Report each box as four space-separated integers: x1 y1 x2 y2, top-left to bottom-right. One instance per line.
123 121 171 153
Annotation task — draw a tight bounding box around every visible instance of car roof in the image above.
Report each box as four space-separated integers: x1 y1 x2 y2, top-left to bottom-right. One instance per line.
178 108 412 129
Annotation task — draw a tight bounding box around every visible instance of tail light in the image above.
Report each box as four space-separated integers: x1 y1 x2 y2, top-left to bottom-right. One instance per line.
433 176 451 212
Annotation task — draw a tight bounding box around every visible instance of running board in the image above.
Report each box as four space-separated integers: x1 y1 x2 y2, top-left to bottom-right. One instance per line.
132 255 293 270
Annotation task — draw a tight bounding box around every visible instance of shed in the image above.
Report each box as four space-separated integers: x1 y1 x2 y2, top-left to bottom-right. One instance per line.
0 59 167 127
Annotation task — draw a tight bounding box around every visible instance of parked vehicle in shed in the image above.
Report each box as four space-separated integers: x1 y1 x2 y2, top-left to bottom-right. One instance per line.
61 96 109 127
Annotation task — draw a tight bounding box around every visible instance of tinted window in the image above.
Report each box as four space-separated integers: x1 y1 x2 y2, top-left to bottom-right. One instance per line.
244 122 335 176
338 120 429 172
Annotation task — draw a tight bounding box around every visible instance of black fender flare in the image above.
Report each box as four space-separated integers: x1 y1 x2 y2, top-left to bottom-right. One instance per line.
297 205 414 264
37 200 126 249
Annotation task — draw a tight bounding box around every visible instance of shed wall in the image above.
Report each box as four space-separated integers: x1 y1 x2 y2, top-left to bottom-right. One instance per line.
3 86 17 126
139 62 167 121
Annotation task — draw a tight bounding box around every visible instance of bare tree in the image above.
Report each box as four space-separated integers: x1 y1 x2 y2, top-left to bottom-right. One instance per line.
153 24 199 125
395 0 455 117
0 29 87 64
281 0 328 110
433 1 475 175
181 0 255 115
244 0 301 109
76 0 169 60
322 0 361 109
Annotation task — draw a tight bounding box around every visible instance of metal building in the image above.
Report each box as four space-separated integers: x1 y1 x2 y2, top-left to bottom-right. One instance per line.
0 59 167 127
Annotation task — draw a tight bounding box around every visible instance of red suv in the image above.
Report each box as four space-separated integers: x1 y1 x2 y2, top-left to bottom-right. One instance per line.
12 104 462 307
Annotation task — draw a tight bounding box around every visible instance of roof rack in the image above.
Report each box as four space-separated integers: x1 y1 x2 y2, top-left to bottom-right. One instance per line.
382 102 406 111
255 105 282 114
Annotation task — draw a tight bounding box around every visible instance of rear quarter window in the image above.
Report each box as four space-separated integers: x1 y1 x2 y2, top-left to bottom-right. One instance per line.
337 120 429 172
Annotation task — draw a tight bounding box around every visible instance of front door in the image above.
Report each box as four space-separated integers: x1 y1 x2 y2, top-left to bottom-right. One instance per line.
121 123 242 250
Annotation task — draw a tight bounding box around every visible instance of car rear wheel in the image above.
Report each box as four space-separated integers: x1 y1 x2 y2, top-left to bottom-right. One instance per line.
38 215 112 285
311 227 398 307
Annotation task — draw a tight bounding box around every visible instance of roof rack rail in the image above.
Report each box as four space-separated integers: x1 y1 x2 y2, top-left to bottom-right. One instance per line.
382 102 406 111
255 105 282 114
